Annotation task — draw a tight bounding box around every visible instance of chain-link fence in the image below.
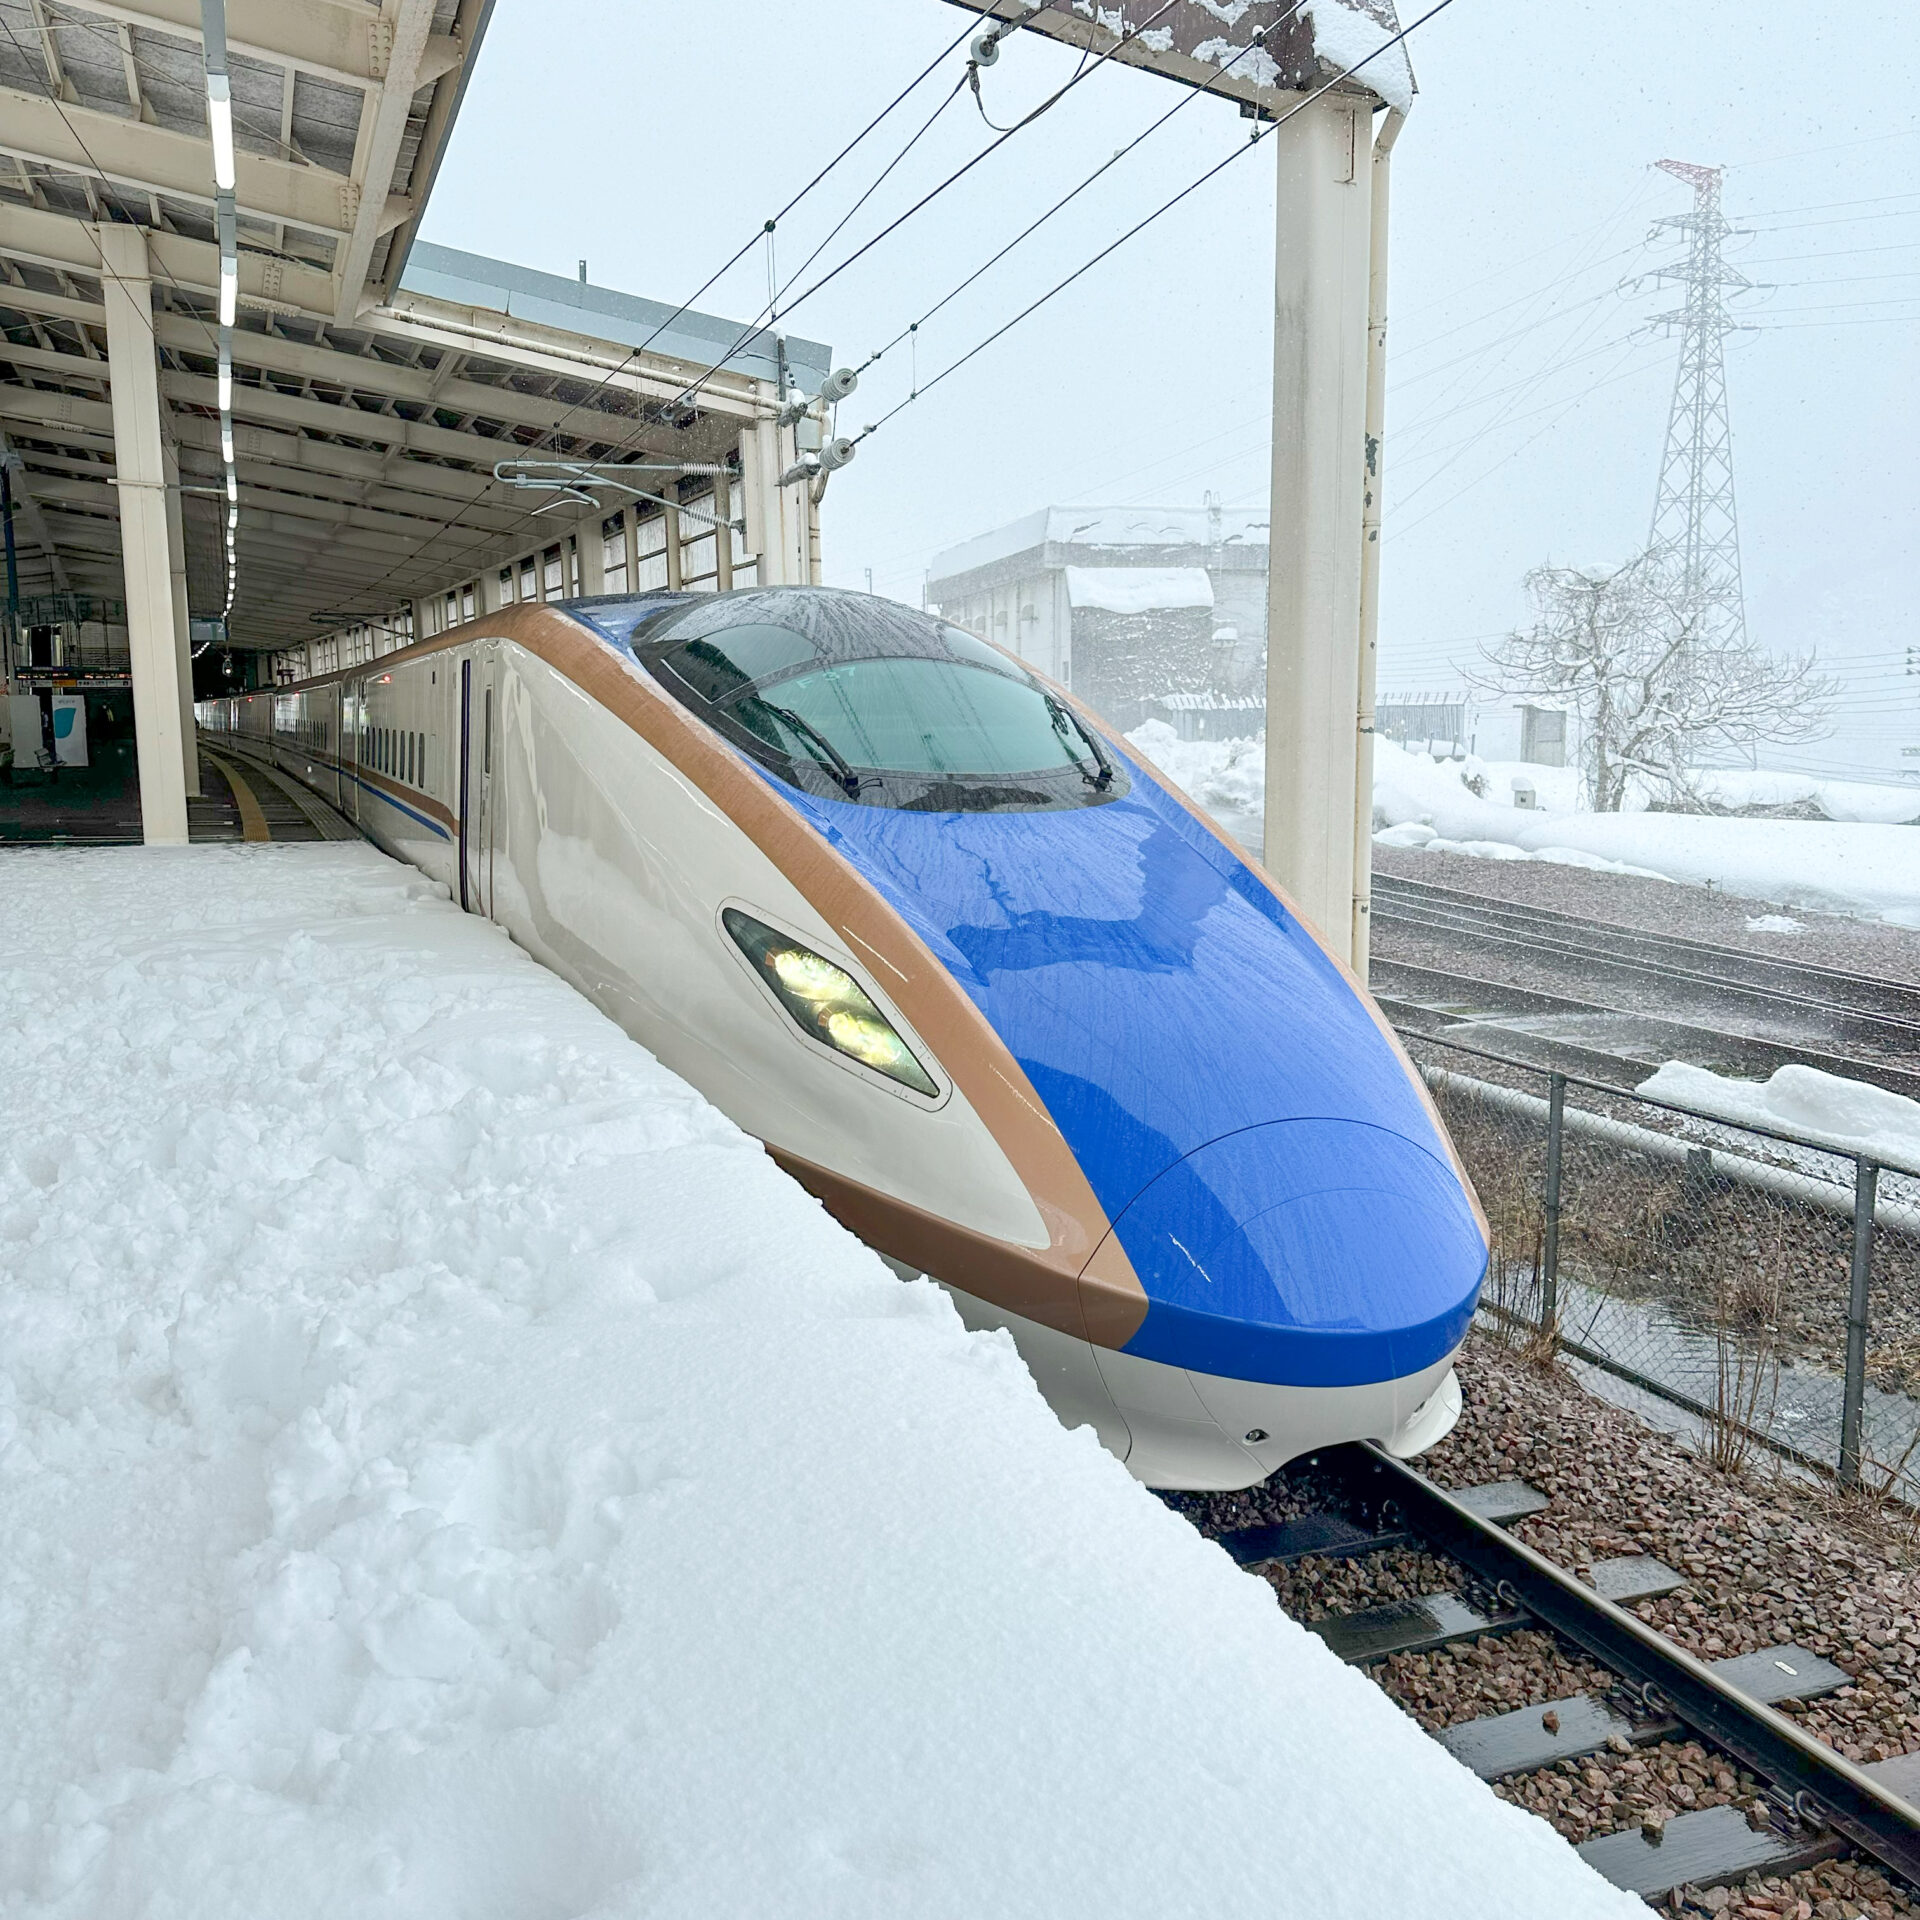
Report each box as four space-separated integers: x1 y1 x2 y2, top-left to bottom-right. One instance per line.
1402 1029 1920 1504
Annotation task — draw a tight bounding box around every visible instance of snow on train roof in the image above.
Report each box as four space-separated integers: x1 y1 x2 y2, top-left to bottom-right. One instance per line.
0 846 1638 1919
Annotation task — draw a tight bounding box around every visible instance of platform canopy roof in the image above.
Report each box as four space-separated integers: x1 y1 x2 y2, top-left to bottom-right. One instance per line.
0 0 828 649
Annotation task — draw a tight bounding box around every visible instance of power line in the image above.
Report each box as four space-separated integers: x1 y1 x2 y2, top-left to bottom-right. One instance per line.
1735 189 1920 219
1725 126 1920 170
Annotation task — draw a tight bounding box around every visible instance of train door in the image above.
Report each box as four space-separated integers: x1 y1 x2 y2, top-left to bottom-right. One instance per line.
342 678 364 828
460 646 498 917
325 684 343 813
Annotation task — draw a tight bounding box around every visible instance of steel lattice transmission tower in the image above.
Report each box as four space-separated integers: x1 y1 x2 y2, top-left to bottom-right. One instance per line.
1646 159 1751 650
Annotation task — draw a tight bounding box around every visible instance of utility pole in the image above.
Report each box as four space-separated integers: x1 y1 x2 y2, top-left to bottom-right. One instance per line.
1647 160 1749 656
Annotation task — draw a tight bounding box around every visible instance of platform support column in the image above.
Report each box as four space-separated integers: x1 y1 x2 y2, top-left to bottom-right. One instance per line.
1263 92 1374 964
576 509 605 595
161 437 200 795
97 222 190 844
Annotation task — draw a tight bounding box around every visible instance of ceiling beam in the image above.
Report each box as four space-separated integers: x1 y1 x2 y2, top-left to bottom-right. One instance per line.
0 87 357 236
34 464 525 551
1 274 760 439
162 364 560 467
0 202 335 317
53 0 440 91
333 0 438 321
0 424 71 589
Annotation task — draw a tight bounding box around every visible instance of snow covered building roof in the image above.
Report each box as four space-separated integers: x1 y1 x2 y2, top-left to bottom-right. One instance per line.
929 505 1270 596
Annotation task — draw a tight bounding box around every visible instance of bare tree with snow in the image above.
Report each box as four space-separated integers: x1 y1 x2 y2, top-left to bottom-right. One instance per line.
1476 552 1834 812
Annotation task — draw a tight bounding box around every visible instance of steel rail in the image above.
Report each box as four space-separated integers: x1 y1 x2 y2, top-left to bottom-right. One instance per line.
1325 1442 1920 1888
1375 899 1920 1047
1371 957 1920 1102
1372 874 1920 1021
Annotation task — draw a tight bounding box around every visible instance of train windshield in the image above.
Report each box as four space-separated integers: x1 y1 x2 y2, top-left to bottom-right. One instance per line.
636 589 1126 812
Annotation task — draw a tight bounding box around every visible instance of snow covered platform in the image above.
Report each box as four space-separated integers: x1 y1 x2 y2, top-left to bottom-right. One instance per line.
0 846 1639 1918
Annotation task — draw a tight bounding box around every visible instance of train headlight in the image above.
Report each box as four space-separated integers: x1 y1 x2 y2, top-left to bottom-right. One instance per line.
724 909 938 1098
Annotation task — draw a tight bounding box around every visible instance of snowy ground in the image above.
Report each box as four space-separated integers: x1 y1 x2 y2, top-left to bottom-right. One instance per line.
1126 724 1920 927
0 845 1640 1919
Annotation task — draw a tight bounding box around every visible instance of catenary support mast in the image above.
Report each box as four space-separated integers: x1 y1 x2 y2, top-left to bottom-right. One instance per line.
1263 90 1376 968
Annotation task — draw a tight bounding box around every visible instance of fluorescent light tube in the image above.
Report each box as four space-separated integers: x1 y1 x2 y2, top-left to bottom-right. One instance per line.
218 258 237 327
207 76 235 191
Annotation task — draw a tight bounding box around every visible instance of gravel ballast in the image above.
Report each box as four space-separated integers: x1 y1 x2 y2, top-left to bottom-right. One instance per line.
1176 1334 1920 1916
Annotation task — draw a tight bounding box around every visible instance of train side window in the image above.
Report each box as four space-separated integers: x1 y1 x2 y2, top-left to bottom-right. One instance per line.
405 732 413 784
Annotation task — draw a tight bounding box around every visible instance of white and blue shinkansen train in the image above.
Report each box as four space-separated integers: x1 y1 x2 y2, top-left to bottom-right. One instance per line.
200 587 1488 1489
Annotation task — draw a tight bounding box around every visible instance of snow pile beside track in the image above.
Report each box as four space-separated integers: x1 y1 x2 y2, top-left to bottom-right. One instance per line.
0 845 1639 1920
1127 726 1920 926
1638 1061 1920 1178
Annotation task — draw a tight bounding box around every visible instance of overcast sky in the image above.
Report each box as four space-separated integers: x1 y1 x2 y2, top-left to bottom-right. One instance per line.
426 0 1919 783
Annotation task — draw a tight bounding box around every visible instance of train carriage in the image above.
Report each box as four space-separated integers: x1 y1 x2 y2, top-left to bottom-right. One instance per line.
201 586 1487 1489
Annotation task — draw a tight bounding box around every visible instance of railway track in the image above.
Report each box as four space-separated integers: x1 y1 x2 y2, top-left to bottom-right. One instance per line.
1206 1444 1920 1903
1371 874 1920 1101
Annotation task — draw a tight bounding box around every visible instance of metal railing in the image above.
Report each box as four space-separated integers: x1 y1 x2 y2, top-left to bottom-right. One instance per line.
1402 1028 1920 1502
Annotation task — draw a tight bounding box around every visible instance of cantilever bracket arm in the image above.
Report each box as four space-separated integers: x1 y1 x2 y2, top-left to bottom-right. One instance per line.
491 460 745 533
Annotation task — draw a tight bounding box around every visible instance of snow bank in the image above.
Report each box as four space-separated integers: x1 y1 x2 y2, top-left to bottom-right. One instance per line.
0 846 1638 1919
1637 1062 1920 1179
1690 767 1920 826
1128 725 1920 927
1370 738 1920 925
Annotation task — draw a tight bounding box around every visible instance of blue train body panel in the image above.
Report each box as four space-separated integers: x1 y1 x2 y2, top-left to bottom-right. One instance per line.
771 747 1487 1388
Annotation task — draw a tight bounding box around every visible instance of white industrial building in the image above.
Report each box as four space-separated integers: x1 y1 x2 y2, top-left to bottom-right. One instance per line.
925 501 1268 733
1374 688 1573 767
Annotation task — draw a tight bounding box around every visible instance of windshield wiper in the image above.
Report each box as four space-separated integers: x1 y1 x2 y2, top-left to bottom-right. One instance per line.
1046 695 1114 789
766 703 864 797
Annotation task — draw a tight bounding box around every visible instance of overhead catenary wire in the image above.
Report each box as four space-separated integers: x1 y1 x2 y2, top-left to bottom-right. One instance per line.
849 0 1461 453
345 0 1193 622
845 0 1313 386
662 0 1187 417
310 8 1005 625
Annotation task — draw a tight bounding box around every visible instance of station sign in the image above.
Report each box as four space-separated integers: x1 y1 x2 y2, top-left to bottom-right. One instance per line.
942 0 1404 116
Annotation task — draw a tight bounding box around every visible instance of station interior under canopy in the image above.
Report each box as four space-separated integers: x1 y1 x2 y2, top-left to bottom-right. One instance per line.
0 0 833 845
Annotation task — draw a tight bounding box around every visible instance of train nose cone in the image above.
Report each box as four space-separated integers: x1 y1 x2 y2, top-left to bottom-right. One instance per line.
1089 1118 1487 1388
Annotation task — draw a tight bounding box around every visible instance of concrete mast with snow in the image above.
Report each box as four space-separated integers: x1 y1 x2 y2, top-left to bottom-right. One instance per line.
944 1 1414 976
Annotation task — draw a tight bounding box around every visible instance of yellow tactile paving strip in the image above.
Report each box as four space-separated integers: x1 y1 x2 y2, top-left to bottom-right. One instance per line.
200 751 271 842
